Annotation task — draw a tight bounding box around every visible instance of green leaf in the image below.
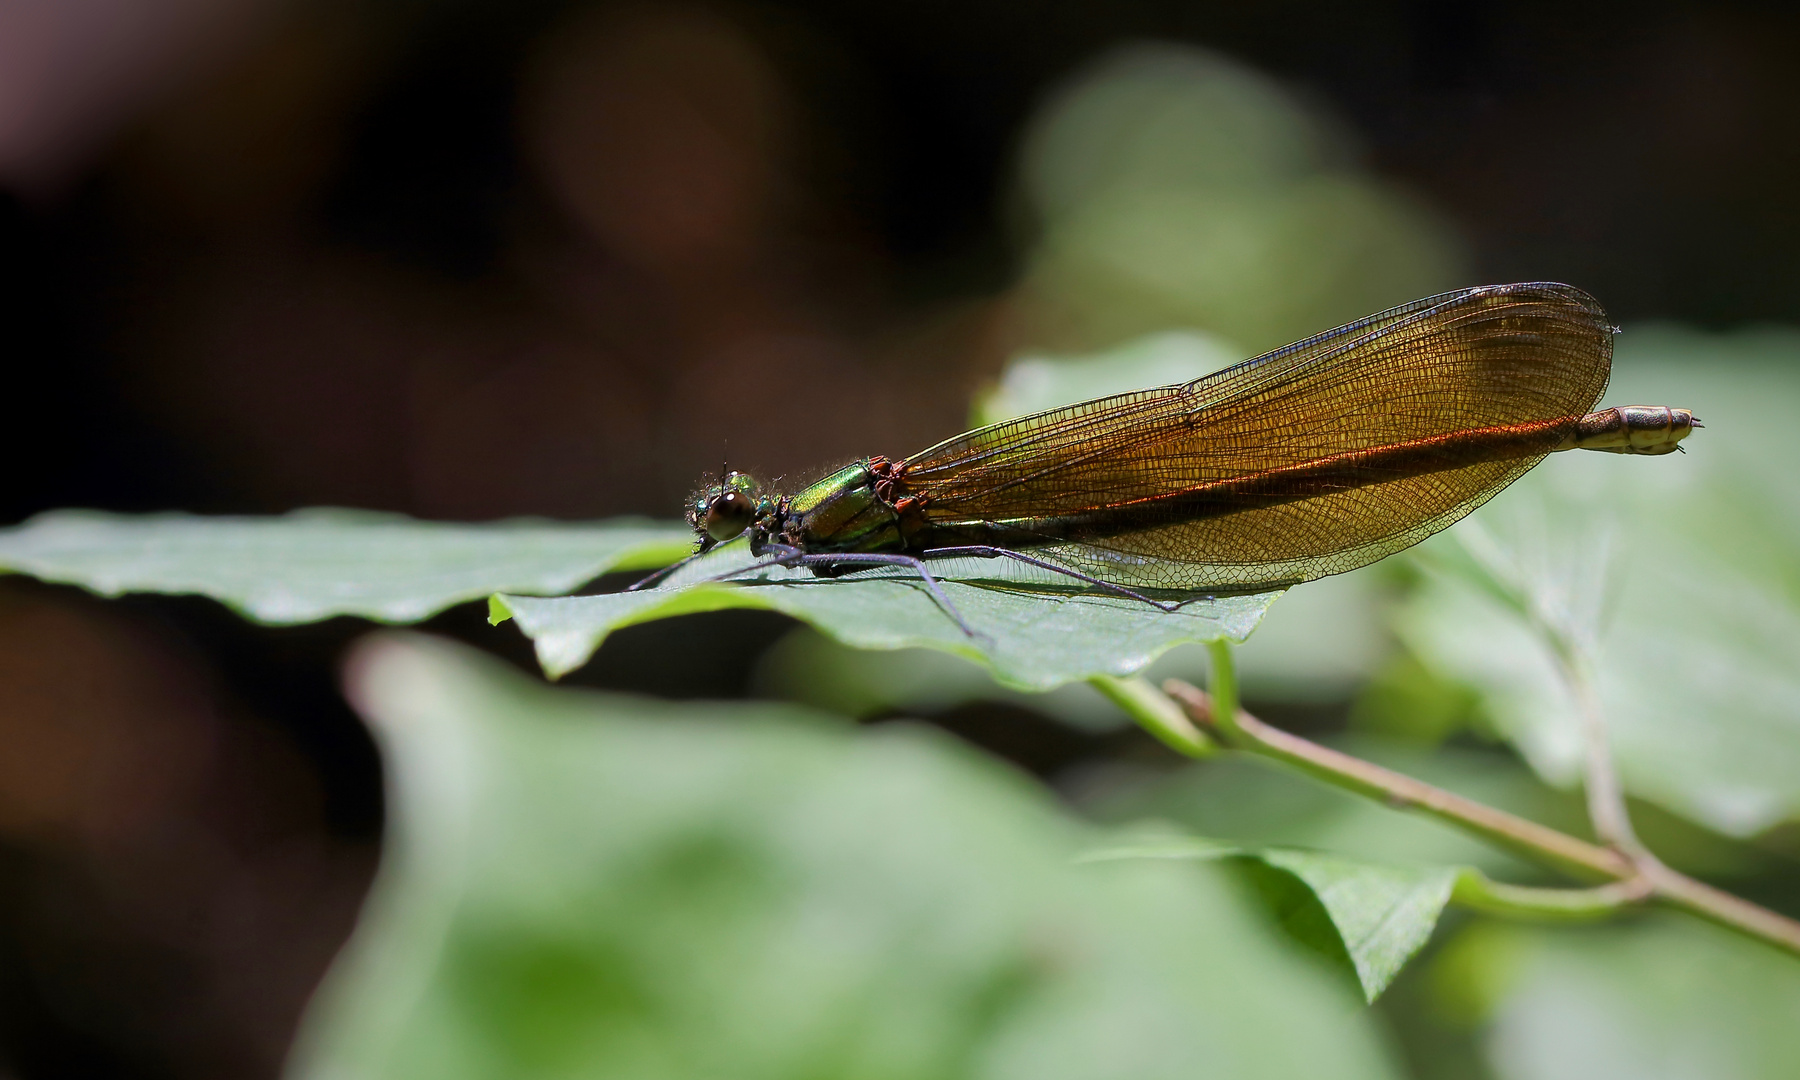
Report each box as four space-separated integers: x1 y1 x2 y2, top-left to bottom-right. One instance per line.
1256 849 1457 1002
492 545 1277 691
290 633 1402 1080
1394 327 1800 835
0 509 690 624
743 573 1392 741
1436 917 1800 1079
1081 833 1456 1002
753 627 1144 732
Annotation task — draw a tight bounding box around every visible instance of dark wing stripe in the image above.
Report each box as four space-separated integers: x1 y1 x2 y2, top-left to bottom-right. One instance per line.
898 283 1612 590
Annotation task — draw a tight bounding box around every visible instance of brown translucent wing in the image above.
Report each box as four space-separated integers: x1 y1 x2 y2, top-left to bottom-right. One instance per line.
901 283 1613 590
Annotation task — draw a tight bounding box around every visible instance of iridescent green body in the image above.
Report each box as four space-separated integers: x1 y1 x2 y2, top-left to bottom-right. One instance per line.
782 463 906 552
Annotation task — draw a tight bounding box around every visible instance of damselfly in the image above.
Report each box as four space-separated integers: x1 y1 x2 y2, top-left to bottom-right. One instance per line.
637 283 1697 634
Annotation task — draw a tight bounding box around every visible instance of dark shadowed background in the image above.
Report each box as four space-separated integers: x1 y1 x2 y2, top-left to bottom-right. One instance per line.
2 1 1798 1076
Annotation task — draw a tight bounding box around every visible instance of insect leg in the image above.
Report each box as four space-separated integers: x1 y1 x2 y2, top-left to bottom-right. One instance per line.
792 553 978 638
631 545 979 638
626 551 706 591
627 522 777 591
694 555 805 585
917 546 1183 612
628 541 808 592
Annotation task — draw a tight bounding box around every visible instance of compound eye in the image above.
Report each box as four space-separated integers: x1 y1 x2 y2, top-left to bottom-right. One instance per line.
704 490 757 542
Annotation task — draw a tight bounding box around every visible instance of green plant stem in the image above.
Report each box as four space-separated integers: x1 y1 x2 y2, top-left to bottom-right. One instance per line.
1451 869 1649 920
1089 675 1214 758
1203 640 1244 743
1561 644 1648 856
1157 649 1800 960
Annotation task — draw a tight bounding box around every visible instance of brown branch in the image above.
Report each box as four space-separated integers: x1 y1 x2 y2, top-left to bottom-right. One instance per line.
1162 679 1632 882
1161 678 1800 959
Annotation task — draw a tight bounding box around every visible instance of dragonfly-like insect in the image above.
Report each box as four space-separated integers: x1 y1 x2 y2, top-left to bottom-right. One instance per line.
635 283 1697 634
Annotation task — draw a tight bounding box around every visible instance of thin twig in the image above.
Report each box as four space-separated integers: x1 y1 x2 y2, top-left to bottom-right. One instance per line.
1562 645 1647 855
1451 524 1647 855
1451 869 1652 921
1532 638 1800 947
1162 676 1633 882
1160 667 1800 959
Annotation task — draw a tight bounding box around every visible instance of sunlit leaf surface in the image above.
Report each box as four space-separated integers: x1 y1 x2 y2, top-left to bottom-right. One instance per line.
1396 329 1800 835
0 509 690 624
1081 832 1456 1001
290 634 1401 1080
492 544 1278 690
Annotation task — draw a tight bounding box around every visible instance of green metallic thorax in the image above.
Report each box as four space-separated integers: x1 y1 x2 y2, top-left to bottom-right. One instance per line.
775 461 904 553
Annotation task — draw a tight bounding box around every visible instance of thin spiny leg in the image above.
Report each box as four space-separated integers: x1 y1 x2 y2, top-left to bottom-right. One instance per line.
627 548 708 591
687 550 805 586
626 522 766 590
629 544 808 593
917 546 1183 611
665 547 977 636
631 544 978 637
789 553 978 637
631 541 810 593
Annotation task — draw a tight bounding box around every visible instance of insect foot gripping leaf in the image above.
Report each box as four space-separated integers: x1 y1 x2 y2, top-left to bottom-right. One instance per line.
289 633 1405 1080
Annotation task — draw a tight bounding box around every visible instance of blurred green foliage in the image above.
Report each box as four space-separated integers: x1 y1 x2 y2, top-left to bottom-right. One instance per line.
1428 916 1800 1080
289 635 1402 1080
1397 329 1800 836
1013 44 1465 355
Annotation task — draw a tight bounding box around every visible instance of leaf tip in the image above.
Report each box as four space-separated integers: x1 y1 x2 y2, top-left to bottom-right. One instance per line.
486 595 513 626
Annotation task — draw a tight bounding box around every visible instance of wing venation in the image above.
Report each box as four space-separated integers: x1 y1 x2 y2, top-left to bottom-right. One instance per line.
900 283 1612 589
